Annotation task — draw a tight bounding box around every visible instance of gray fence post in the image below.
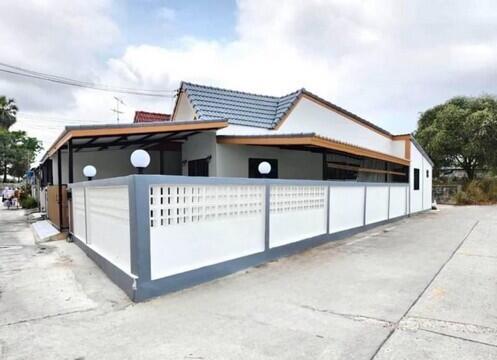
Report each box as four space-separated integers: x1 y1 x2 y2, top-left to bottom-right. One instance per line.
387 185 391 220
363 186 368 226
264 183 271 251
326 185 331 234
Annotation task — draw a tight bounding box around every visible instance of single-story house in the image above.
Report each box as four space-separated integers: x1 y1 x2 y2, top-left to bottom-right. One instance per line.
35 81 433 229
34 81 434 300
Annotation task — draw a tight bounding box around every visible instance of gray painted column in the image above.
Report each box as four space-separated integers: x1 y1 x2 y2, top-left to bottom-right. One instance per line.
264 183 270 251
326 185 331 234
387 185 391 220
363 186 368 226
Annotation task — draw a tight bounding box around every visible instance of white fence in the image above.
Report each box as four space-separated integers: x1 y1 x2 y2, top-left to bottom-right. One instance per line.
71 185 131 274
70 177 409 299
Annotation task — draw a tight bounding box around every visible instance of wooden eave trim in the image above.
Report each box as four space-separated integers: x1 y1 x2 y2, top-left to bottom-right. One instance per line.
392 135 411 160
217 135 410 166
46 121 227 158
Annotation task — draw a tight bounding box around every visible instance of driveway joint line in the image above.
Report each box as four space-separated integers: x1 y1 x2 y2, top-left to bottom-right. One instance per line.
369 220 480 360
405 315 497 333
0 308 96 328
417 328 497 349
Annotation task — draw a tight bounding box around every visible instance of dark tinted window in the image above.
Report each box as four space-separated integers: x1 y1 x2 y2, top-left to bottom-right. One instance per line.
188 158 209 177
414 168 420 190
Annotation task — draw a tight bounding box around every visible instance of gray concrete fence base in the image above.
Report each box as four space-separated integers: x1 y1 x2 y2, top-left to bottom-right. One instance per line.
73 214 408 302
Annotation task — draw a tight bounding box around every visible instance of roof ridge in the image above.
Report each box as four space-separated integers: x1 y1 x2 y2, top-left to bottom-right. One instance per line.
182 81 292 100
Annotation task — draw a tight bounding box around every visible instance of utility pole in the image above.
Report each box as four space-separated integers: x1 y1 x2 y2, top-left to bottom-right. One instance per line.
111 96 125 124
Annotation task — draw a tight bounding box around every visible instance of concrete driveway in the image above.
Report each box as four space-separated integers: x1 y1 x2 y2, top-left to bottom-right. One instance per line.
0 205 496 359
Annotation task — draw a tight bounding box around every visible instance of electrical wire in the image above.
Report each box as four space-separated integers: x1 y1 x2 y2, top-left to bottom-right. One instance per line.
0 62 178 97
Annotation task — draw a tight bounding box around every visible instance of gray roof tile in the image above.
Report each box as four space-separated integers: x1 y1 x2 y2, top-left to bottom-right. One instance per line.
182 82 301 129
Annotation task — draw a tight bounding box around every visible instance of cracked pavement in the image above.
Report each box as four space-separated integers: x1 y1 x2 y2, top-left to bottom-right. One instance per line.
0 205 496 359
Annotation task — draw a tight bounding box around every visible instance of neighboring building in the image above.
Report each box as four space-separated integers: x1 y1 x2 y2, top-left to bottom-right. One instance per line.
133 111 171 123
35 81 433 229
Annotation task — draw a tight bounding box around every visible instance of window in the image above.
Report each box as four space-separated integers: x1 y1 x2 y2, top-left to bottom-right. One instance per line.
414 168 420 190
188 158 209 176
248 158 278 178
323 151 408 183
426 169 430 178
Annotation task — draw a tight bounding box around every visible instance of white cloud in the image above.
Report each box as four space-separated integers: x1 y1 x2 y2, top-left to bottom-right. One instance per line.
4 0 497 158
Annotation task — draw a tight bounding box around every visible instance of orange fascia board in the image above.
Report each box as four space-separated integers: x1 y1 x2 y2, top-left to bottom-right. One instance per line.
217 135 410 166
46 121 228 159
392 134 412 160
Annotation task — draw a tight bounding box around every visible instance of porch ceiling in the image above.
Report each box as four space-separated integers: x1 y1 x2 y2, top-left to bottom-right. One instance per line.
217 133 410 166
42 120 228 161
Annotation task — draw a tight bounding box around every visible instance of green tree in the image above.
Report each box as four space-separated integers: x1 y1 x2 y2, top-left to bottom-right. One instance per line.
415 96 497 180
0 96 18 130
0 129 42 182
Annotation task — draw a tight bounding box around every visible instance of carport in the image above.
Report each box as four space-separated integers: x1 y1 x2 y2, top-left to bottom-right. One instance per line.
37 120 228 230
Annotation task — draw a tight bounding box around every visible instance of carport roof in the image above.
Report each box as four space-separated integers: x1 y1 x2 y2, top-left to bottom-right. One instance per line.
41 119 228 162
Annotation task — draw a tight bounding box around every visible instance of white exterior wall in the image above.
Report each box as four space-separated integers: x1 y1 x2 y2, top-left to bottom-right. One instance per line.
216 144 323 179
217 98 406 159
281 98 403 157
51 149 181 184
409 141 433 213
173 93 196 121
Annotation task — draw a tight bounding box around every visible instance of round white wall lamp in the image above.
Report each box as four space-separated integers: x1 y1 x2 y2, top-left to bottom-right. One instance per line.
258 161 271 177
130 149 151 174
83 165 97 181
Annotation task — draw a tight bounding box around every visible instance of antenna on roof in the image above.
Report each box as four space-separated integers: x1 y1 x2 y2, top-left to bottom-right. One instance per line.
111 96 125 124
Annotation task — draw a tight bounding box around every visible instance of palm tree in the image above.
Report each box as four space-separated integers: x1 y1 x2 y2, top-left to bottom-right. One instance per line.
0 96 18 130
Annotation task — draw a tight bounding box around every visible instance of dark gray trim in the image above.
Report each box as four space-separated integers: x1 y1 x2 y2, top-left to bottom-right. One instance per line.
134 214 409 301
363 185 367 225
387 185 391 219
326 186 331 234
72 234 137 300
264 185 270 250
133 176 152 281
71 174 408 189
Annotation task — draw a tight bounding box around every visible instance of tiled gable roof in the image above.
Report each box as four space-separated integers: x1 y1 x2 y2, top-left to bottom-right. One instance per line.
181 82 302 129
134 111 171 123
179 82 393 137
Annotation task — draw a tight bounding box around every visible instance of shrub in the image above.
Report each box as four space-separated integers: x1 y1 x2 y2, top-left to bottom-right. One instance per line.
21 196 38 209
452 177 497 205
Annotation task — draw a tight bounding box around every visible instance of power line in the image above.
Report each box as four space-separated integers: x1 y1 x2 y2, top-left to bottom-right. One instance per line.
0 62 178 97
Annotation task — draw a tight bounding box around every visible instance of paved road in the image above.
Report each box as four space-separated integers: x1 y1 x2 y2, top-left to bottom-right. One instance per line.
0 205 496 359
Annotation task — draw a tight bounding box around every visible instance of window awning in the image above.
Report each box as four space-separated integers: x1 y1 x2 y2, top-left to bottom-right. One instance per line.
41 120 228 162
217 133 410 166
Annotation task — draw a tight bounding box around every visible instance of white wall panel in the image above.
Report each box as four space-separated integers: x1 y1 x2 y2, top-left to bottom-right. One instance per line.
72 187 86 242
149 185 265 280
365 186 389 225
269 185 327 248
329 186 365 233
389 186 407 219
86 186 131 274
410 142 424 213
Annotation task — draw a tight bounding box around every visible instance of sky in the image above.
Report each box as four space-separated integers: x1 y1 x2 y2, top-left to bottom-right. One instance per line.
2 0 497 159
